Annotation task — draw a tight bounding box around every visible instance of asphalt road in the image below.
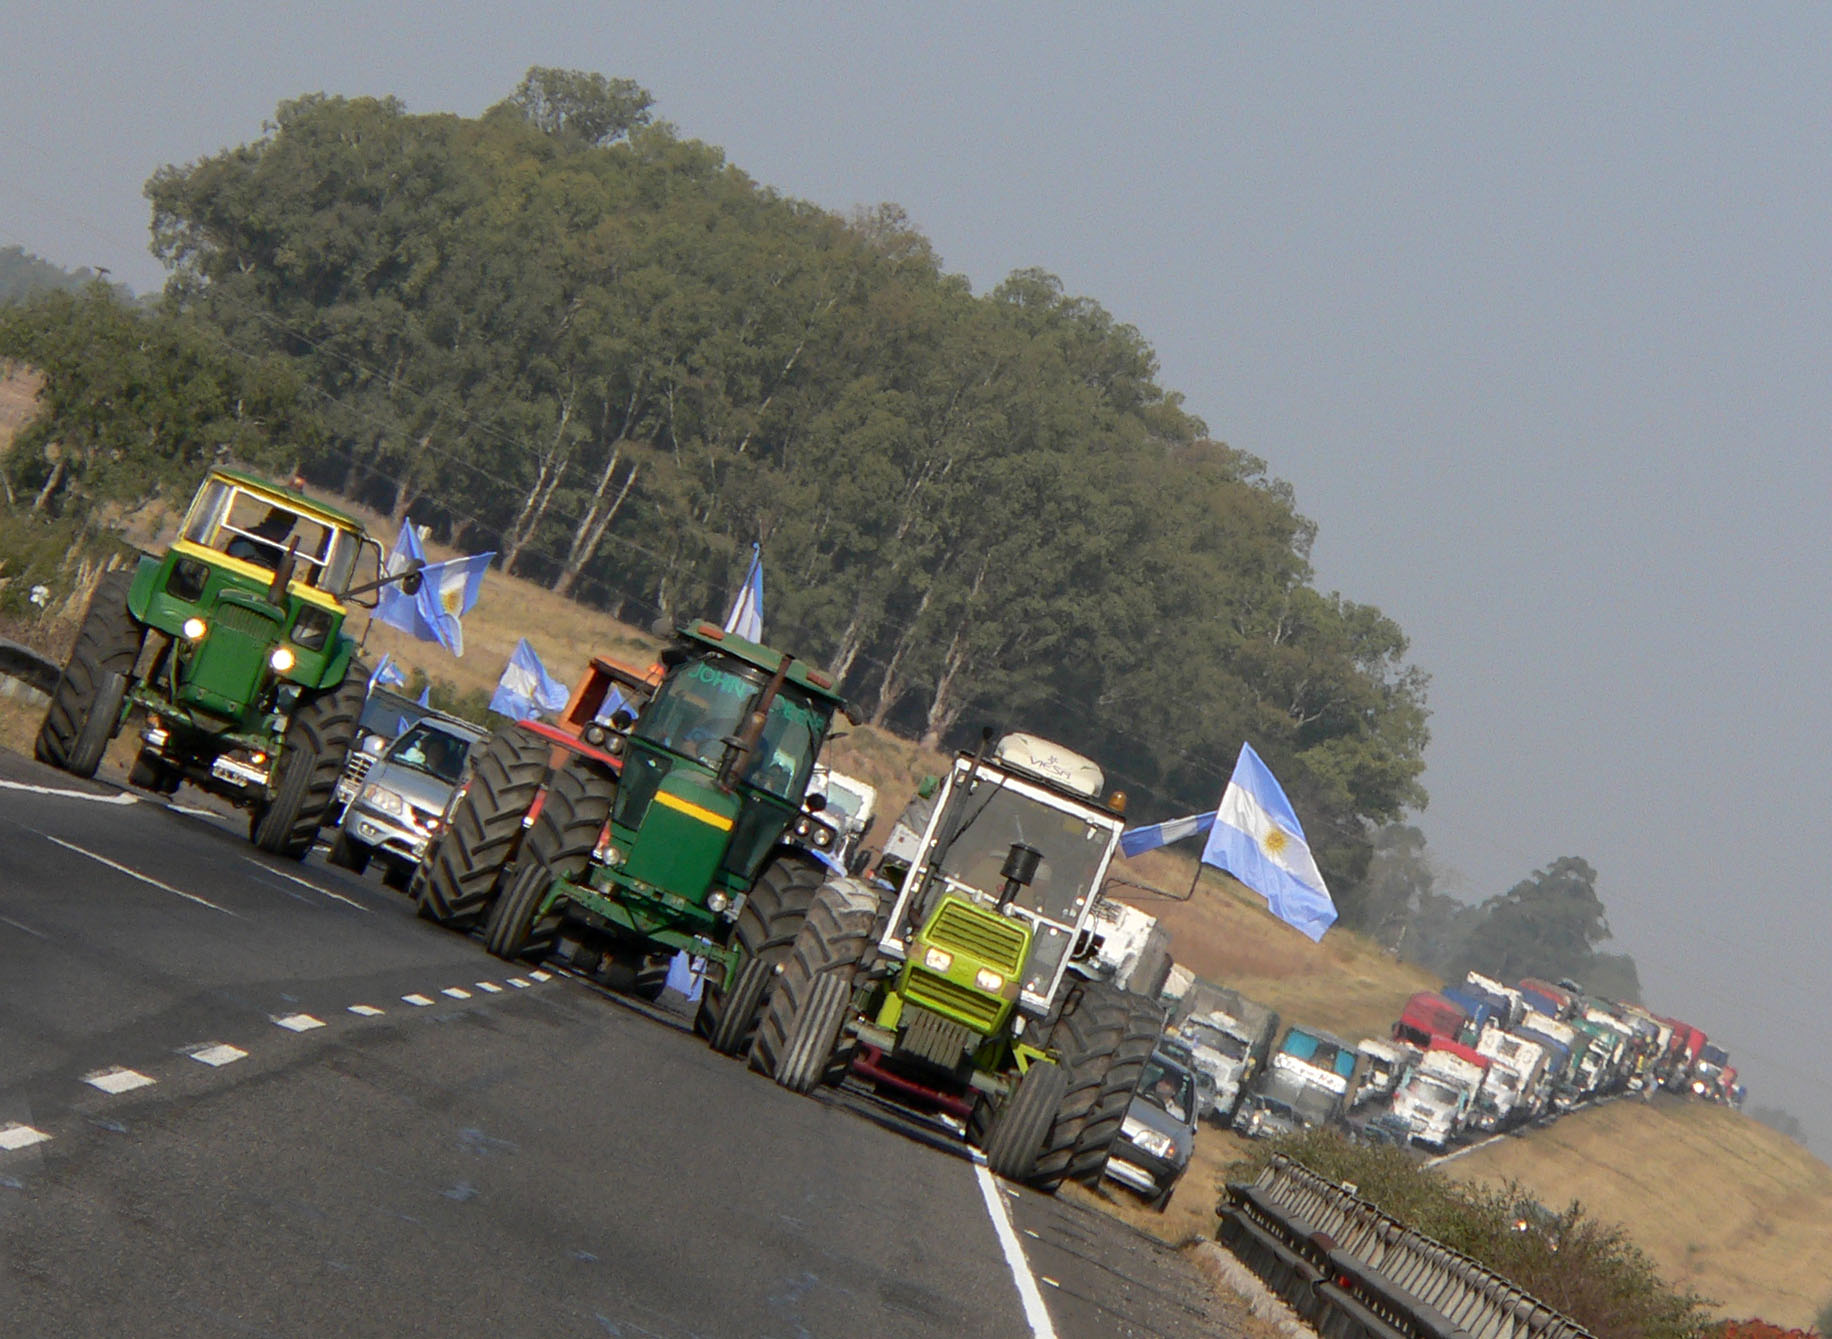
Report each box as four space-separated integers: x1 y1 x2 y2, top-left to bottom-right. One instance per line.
0 749 1230 1339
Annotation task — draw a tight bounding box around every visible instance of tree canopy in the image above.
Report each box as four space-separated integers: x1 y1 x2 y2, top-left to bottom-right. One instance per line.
7 68 1432 878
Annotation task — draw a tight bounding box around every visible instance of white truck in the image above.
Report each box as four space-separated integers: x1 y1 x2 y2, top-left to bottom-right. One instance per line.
1086 898 1173 999
808 764 879 876
1476 1028 1552 1124
1387 1048 1488 1150
1352 1037 1415 1109
1179 1010 1264 1123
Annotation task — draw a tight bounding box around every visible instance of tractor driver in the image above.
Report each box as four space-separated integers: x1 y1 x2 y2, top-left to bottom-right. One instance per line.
225 506 297 570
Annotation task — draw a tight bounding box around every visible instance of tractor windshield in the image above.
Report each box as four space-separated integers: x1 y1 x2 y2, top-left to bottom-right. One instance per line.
930 779 1110 927
633 654 829 798
182 480 360 594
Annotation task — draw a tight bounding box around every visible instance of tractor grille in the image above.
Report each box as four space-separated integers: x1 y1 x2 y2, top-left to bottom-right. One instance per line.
904 968 1004 1035
212 600 285 640
926 899 1027 975
897 1004 978 1069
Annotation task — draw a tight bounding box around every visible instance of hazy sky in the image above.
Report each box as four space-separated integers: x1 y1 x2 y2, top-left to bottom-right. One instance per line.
5 4 1829 1145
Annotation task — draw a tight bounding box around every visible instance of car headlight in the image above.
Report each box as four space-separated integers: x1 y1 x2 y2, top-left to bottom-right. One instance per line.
974 968 1004 992
361 784 406 816
923 946 953 973
1121 1117 1176 1159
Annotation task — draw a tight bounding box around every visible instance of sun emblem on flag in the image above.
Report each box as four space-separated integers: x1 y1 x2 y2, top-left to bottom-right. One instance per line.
1262 826 1290 857
441 585 465 617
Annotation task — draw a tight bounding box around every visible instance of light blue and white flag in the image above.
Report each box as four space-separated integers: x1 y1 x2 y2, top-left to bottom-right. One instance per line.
1120 810 1217 859
490 638 571 721
415 683 432 708
592 683 634 725
418 550 494 656
371 518 428 636
723 543 763 642
366 651 409 694
1200 742 1337 942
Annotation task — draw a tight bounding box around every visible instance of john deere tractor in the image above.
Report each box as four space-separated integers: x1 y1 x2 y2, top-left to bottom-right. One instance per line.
481 622 852 1052
34 469 417 859
749 731 1166 1191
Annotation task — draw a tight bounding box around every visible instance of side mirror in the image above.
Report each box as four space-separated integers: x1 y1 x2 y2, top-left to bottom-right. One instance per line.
804 792 827 814
400 570 423 596
609 709 635 730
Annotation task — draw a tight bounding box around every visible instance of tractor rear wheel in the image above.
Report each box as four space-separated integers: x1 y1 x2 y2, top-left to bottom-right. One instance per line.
751 876 883 1090
1028 981 1164 1192
483 758 612 961
697 857 824 1056
415 723 552 928
35 569 143 777
984 1061 1069 1184
251 665 367 861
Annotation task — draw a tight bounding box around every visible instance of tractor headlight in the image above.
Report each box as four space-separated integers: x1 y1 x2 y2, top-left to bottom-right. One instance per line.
974 968 1004 992
923 946 953 973
182 616 208 641
361 784 406 816
269 646 296 673
706 890 730 913
811 824 833 848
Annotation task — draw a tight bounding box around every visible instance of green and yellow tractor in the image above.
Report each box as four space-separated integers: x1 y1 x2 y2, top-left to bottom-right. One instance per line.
35 469 419 858
480 621 851 1053
750 731 1166 1191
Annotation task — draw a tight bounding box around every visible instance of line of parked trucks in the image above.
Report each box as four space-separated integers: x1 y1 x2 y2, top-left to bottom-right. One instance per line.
1162 961 1744 1156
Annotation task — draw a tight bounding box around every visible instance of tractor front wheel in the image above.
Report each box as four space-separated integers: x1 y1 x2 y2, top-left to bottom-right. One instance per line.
1028 981 1164 1192
482 758 613 961
751 876 883 1090
327 829 371 875
697 857 824 1057
35 569 143 777
983 1061 1069 1184
251 665 367 861
415 723 553 928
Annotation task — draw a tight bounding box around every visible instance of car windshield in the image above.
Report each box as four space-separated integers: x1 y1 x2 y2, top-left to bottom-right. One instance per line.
1186 1024 1250 1061
821 779 869 821
386 724 471 783
929 777 1110 927
1409 1079 1461 1107
1139 1058 1195 1123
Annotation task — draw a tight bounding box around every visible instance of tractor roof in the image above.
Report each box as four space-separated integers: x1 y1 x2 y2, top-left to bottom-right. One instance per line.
207 469 367 533
678 622 848 705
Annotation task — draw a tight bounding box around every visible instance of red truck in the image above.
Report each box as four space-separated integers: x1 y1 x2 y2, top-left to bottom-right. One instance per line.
1392 991 1472 1050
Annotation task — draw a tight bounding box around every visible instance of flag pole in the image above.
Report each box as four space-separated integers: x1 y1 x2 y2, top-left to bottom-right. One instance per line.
1185 856 1205 902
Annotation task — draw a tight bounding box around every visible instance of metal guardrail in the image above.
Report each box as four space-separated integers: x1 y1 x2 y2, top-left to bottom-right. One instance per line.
1217 1153 1595 1339
0 637 60 695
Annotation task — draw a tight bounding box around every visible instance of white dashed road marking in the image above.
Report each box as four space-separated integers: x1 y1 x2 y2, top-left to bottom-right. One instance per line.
43 836 237 916
441 987 471 1000
402 994 434 1007
0 1123 51 1151
188 1044 247 1067
272 1013 325 1032
348 1004 385 1017
507 978 531 988
0 914 48 939
475 982 502 993
0 778 137 805
529 971 552 982
83 1067 157 1094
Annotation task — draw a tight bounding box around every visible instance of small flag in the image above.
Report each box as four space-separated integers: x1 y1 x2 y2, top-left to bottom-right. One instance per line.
371 518 428 636
1120 810 1217 858
418 551 494 656
416 683 432 708
367 652 408 693
593 683 633 725
723 543 763 643
1200 742 1337 942
490 639 571 721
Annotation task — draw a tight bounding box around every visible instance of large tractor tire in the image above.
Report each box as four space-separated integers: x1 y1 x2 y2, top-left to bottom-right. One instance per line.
483 758 613 961
983 1060 1069 1184
35 569 143 777
1028 981 1165 1192
251 665 367 861
127 747 179 795
751 876 884 1091
697 857 824 1057
414 723 552 928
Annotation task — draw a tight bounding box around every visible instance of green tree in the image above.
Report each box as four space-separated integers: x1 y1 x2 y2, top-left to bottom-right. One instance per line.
493 67 653 147
1457 856 1612 985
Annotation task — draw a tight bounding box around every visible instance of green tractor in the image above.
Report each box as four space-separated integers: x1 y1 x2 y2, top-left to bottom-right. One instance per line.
481 621 852 1053
34 469 418 859
749 731 1166 1191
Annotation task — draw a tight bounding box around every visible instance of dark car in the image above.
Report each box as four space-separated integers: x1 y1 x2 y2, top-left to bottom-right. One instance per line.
1103 1050 1197 1211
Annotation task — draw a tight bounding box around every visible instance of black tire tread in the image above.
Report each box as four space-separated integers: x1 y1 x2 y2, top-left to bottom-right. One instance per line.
1030 981 1166 1191
750 876 881 1084
416 723 553 927
35 569 142 774
482 758 612 960
695 857 824 1056
252 663 367 860
985 1060 1068 1183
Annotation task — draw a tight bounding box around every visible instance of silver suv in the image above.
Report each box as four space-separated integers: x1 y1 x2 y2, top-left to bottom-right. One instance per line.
328 716 487 889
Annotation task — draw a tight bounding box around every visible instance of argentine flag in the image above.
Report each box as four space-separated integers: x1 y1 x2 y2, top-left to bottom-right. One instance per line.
723 543 763 643
1200 742 1337 942
490 639 571 721
420 551 494 656
1120 810 1216 859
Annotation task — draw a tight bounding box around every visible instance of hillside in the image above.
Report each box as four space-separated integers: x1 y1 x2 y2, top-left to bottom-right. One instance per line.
1447 1095 1832 1327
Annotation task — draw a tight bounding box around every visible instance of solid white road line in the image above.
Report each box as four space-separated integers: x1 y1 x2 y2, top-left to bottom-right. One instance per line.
242 857 372 912
188 1044 247 1067
972 1163 1059 1339
43 836 236 915
0 778 137 805
83 1067 157 1094
0 914 48 939
272 1013 325 1032
1422 1132 1509 1168
0 1123 51 1151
